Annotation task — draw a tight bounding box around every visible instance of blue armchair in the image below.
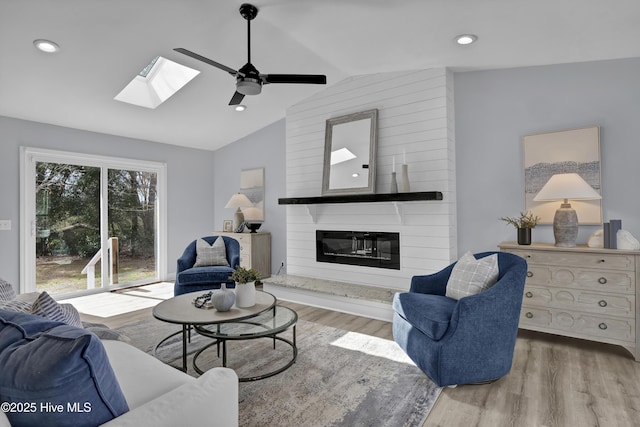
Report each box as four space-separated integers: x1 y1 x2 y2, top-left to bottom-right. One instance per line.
392 251 527 387
174 236 241 296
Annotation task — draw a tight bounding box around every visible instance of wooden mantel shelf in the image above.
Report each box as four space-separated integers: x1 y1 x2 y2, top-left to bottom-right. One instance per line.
278 191 443 224
277 191 443 205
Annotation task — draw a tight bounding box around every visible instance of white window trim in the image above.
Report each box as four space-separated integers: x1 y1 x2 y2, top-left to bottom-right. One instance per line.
20 147 168 294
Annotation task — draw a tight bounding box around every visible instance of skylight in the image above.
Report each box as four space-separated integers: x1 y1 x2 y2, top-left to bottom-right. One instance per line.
114 56 200 109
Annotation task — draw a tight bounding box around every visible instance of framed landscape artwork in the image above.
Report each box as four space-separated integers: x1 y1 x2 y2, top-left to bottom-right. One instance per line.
523 126 602 225
240 168 265 221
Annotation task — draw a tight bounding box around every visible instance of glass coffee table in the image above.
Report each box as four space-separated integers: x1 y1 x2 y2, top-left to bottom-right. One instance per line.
152 290 297 381
193 305 297 381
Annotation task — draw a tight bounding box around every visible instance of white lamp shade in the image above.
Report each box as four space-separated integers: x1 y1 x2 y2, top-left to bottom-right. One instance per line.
242 206 263 221
533 173 601 202
225 193 253 209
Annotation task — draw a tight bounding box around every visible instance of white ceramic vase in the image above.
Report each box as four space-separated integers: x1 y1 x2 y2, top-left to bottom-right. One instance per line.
400 164 410 192
235 281 256 307
211 283 235 312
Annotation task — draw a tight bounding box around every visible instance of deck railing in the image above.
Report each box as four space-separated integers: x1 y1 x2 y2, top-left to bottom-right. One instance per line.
81 237 119 288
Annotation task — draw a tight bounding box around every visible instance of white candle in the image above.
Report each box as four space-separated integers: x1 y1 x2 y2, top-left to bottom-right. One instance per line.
392 156 395 172
403 149 406 165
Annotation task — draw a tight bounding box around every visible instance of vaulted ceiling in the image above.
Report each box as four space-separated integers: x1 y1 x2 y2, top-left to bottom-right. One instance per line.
2 0 640 151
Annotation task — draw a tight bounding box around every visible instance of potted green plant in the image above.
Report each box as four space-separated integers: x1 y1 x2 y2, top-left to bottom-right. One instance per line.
230 266 261 307
500 211 541 245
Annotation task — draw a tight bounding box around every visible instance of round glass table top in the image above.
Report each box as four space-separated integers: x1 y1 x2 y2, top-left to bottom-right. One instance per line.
152 290 276 325
195 306 298 339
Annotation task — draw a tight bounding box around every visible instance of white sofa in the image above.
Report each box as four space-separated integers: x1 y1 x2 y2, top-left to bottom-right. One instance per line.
100 340 238 426
0 312 239 427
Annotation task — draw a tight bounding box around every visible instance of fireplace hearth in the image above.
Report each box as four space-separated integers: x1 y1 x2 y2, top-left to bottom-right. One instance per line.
316 230 400 270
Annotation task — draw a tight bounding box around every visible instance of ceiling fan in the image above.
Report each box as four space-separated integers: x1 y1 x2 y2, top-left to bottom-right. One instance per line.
174 3 327 106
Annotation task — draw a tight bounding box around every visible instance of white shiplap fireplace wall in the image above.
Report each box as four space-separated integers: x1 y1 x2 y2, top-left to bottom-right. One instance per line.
279 68 456 317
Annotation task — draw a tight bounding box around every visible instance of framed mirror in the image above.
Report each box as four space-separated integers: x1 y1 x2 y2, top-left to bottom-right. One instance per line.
322 109 378 196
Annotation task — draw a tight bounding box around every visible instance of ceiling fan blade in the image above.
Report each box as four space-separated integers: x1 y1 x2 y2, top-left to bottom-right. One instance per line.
229 91 245 106
263 74 327 85
174 48 238 76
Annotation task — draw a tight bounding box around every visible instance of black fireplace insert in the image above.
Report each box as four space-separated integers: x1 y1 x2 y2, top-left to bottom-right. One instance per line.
316 230 400 270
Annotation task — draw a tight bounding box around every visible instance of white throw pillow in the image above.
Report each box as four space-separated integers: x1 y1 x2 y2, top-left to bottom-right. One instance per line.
193 237 230 267
0 277 17 301
31 291 83 328
0 291 83 328
0 299 32 313
445 252 499 300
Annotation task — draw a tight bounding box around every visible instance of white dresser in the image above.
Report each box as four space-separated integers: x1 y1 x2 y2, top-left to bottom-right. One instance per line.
216 232 271 279
499 241 640 361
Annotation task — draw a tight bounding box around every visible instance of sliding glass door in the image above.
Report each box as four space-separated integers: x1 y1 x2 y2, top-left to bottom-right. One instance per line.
21 148 166 297
107 168 158 286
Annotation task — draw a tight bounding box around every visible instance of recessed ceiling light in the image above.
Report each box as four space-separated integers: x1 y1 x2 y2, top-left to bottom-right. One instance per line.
234 105 246 112
455 34 478 45
33 39 60 53
352 173 359 178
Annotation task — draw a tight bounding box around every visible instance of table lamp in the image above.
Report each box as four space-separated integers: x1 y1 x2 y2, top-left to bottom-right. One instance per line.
225 193 253 231
533 173 601 247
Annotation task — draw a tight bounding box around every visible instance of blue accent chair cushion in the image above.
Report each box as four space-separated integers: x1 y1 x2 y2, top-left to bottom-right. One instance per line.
174 236 241 296
392 251 527 387
392 293 456 341
0 308 129 427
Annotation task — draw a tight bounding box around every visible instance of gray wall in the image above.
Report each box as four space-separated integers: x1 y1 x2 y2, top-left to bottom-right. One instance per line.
3 56 638 292
0 116 216 291
212 119 286 275
455 57 640 254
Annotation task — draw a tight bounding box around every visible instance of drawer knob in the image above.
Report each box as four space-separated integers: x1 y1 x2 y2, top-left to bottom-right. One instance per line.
525 292 533 298
598 300 608 307
599 259 606 263
598 277 607 284
598 323 608 330
526 271 533 278
525 312 533 319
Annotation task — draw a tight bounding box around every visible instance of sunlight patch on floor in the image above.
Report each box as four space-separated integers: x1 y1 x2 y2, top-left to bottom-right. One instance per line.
330 331 415 365
67 282 174 318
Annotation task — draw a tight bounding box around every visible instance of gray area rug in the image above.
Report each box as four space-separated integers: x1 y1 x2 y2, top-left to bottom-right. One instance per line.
116 316 441 427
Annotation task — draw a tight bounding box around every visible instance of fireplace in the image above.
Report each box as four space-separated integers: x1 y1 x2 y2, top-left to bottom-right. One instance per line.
316 230 400 270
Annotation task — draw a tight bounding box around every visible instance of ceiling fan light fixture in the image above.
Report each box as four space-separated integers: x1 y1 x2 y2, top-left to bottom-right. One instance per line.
236 79 262 95
33 39 60 53
455 34 478 45
234 105 246 112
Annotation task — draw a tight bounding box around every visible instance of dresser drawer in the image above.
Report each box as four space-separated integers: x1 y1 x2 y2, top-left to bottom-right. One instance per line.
240 254 251 266
232 234 250 247
525 266 635 294
507 248 635 271
520 307 635 343
523 285 635 318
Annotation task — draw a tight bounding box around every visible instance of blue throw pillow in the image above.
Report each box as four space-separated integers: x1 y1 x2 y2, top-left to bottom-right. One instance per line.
0 309 129 427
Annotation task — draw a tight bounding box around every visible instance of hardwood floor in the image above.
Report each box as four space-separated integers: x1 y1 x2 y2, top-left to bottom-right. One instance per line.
69 284 640 427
